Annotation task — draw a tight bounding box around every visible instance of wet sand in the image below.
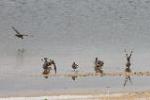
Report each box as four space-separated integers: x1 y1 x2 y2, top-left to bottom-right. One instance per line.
0 90 150 100
37 71 150 78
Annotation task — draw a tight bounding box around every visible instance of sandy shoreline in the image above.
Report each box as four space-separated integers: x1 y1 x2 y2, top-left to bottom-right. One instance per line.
33 71 150 78
0 91 150 100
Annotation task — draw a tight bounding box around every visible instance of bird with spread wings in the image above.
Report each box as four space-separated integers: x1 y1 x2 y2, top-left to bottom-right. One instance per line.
11 26 31 39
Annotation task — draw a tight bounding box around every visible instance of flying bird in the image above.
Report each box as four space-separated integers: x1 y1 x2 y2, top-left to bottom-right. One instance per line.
11 26 29 39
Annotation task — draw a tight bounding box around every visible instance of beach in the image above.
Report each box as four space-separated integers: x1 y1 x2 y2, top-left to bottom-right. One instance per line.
0 91 150 100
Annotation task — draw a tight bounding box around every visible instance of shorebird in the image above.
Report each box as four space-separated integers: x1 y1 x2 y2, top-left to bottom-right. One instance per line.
72 62 78 71
94 57 104 73
72 75 77 81
95 57 104 68
124 49 133 68
123 50 133 86
42 58 57 74
11 26 29 39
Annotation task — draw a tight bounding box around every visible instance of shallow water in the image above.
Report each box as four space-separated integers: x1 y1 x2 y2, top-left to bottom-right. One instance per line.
0 49 149 96
0 0 150 97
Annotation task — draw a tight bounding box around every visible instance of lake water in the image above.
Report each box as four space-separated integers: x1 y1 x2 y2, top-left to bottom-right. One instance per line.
0 48 149 97
0 0 150 97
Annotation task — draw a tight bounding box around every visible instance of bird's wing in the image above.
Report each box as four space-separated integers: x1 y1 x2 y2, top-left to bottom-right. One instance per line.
11 26 21 34
53 62 57 74
22 34 28 36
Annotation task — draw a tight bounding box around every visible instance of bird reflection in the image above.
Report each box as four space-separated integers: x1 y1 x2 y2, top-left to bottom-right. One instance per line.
123 67 132 87
71 71 78 81
42 66 51 79
71 62 79 81
43 74 49 79
123 49 133 87
94 66 103 74
16 48 25 68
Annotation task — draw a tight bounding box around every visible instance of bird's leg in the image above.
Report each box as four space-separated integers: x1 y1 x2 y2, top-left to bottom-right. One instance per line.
52 60 57 74
123 77 128 87
129 76 133 85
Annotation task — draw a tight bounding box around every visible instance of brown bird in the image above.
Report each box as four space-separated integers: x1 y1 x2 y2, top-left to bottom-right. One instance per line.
124 49 133 68
11 26 29 39
42 58 57 74
72 62 78 71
